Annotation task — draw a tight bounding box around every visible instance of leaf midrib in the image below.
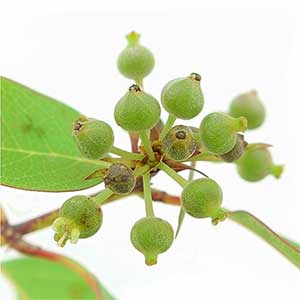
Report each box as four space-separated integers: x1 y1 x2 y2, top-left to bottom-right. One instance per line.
1 147 108 167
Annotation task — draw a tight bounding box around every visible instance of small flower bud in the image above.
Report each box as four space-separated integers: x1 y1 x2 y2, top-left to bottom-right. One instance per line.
114 85 161 132
162 125 197 161
220 134 247 162
52 195 103 247
181 178 227 224
73 118 114 159
130 217 174 266
230 90 266 129
236 146 284 182
161 73 204 120
117 31 155 84
104 163 136 195
199 112 247 155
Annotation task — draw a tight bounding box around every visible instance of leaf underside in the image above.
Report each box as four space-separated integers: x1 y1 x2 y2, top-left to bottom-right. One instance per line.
2 256 114 300
228 210 300 268
0 77 105 192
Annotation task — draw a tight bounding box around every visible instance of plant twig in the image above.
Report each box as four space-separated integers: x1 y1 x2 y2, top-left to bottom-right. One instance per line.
12 210 59 236
0 206 8 226
129 132 139 153
151 189 180 205
3 185 300 269
0 191 127 246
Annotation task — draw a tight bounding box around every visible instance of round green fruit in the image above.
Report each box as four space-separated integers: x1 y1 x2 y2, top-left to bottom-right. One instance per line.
104 163 136 195
220 134 247 162
130 217 174 266
162 125 197 161
199 112 247 155
236 147 284 182
117 31 155 84
73 117 114 159
114 84 161 132
161 73 204 120
229 90 266 129
53 195 103 247
181 178 226 223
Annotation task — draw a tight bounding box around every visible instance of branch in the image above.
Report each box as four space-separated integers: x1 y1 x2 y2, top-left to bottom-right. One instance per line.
0 206 9 245
0 162 189 245
0 206 8 226
12 210 59 236
3 184 300 268
129 132 139 153
151 189 180 205
0 191 132 247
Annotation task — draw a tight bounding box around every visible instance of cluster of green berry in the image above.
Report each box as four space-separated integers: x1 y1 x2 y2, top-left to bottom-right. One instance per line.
52 32 283 266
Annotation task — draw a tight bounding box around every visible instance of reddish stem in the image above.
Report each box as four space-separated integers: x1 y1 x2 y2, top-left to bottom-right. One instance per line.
0 206 8 226
129 132 139 153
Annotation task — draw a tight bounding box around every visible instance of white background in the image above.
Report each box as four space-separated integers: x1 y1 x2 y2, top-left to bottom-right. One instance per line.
1 1 300 299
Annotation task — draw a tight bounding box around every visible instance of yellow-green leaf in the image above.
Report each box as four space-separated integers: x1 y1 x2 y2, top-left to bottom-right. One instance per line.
2 256 115 300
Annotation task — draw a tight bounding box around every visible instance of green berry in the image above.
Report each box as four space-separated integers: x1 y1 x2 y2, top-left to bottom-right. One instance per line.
114 85 161 132
199 112 247 155
181 178 227 224
130 217 174 266
117 31 155 84
229 90 266 129
162 125 197 161
236 146 284 182
220 134 247 162
104 163 135 195
52 195 103 247
161 73 204 120
73 117 114 159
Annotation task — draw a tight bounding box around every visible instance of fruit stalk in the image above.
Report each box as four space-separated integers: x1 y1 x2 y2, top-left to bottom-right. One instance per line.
142 173 155 217
92 189 115 205
110 145 144 160
160 114 177 140
139 130 155 161
157 161 188 188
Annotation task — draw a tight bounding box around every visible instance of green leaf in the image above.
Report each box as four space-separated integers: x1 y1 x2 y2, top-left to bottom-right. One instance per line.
2 256 115 300
283 237 300 250
175 207 185 238
228 210 300 268
0 77 109 191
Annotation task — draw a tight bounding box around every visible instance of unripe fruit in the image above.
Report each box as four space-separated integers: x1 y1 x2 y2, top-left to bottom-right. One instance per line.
117 31 155 84
181 178 227 223
199 112 247 155
230 90 266 129
130 217 174 266
162 125 197 161
161 73 204 120
114 85 161 131
104 163 135 195
73 117 114 159
236 147 284 182
53 195 103 247
220 134 247 162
